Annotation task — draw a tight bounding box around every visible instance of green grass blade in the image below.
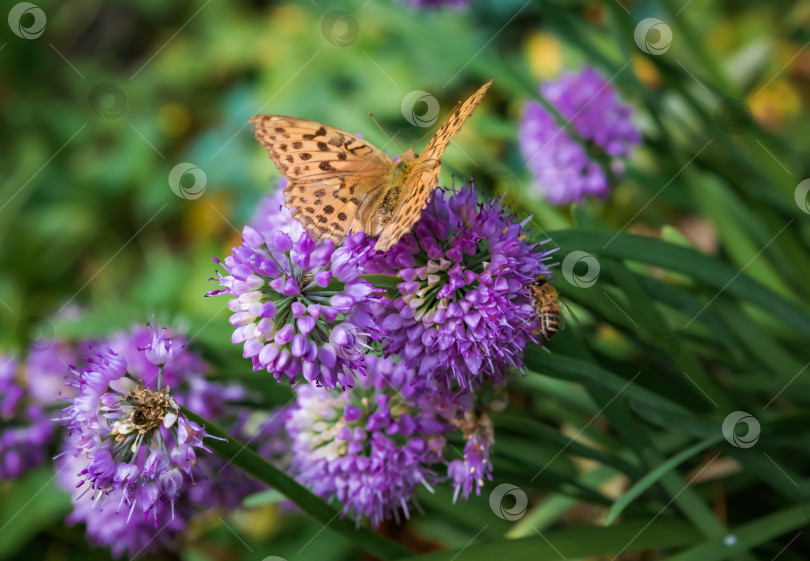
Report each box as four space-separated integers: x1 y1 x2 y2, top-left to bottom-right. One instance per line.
605 434 724 525
548 230 810 335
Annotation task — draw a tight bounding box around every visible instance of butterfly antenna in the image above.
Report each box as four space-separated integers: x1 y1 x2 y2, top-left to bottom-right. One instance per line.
369 113 405 151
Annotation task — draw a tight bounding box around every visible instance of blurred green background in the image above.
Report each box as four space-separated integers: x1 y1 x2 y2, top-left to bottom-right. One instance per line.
2 0 810 559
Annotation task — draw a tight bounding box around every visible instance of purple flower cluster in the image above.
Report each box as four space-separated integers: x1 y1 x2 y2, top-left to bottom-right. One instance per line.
59 343 218 520
209 215 384 389
366 185 556 388
57 449 190 558
520 67 641 204
211 181 554 527
286 355 465 527
0 355 54 480
54 323 277 557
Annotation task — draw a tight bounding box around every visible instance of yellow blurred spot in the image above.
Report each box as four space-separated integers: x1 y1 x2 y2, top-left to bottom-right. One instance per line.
747 79 801 130
525 32 562 81
158 103 191 138
633 54 661 90
272 4 306 35
182 192 234 243
596 322 626 345
239 504 283 539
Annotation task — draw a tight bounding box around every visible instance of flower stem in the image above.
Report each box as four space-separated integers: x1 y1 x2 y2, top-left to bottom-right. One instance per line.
180 406 412 560
157 365 164 391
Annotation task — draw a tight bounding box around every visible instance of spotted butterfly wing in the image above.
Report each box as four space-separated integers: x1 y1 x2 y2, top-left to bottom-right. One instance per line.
374 78 494 251
249 78 494 251
248 115 395 244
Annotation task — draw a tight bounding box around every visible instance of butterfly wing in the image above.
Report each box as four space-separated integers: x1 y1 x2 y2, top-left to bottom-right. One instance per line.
249 115 394 244
374 78 494 252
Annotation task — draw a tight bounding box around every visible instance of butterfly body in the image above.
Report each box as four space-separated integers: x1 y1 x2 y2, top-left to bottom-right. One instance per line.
249 79 493 251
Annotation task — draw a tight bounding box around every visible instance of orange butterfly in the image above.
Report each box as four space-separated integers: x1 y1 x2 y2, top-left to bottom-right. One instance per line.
249 78 493 251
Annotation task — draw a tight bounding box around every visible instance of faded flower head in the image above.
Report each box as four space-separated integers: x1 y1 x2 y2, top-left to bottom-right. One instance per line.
286 355 465 528
209 220 384 389
365 184 556 388
520 67 640 204
60 340 219 520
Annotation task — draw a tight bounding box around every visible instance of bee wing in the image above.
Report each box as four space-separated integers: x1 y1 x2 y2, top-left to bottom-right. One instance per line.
558 297 581 325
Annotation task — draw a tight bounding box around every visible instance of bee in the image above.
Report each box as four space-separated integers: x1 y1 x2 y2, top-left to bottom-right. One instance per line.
528 277 576 340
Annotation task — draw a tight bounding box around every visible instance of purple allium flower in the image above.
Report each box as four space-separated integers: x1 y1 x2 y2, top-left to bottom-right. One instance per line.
107 325 208 399
286 355 462 528
141 316 181 366
209 223 384 390
448 433 492 502
365 184 556 389
57 450 189 558
520 67 641 204
60 344 219 517
0 355 54 480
